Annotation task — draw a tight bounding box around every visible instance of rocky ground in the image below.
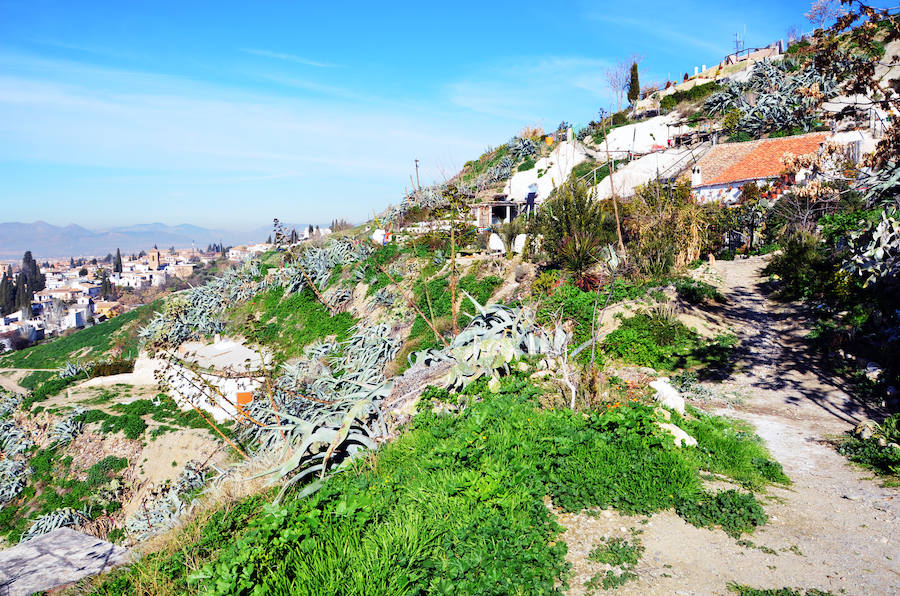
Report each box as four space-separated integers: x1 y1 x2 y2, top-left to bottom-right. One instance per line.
563 256 899 596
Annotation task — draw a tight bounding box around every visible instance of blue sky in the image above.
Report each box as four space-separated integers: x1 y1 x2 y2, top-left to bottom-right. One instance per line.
0 0 822 229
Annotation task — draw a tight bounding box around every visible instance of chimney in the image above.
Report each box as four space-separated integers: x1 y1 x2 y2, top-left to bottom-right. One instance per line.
694 66 699 76
691 166 702 187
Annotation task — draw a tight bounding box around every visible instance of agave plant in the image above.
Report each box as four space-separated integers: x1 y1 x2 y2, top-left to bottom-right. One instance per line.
50 407 85 445
0 418 33 457
125 461 208 541
0 459 29 505
58 361 89 379
508 136 538 161
372 288 396 308
410 293 569 391
20 506 91 542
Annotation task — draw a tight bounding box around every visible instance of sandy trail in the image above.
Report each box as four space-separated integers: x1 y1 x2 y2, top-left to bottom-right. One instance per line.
563 256 899 596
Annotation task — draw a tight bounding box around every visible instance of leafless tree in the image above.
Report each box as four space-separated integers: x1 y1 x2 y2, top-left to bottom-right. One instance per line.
806 0 846 31
786 24 802 43
604 55 641 113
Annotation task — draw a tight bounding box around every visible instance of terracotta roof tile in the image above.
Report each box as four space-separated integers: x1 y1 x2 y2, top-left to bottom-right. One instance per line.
695 133 830 187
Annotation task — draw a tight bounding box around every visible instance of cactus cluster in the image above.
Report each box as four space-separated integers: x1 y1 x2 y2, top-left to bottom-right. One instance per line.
508 136 538 161
236 325 399 498
0 459 29 506
844 210 900 286
141 260 270 349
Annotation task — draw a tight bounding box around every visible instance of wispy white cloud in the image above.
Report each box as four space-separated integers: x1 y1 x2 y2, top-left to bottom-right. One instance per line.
240 48 340 68
586 14 730 58
0 50 510 225
446 56 613 123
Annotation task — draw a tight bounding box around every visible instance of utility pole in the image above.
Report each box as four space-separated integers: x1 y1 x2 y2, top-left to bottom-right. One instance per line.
414 158 421 190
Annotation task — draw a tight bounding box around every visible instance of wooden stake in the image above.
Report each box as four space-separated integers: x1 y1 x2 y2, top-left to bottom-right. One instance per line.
605 134 626 255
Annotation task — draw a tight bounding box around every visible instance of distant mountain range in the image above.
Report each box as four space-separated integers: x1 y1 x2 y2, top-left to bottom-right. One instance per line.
0 221 304 260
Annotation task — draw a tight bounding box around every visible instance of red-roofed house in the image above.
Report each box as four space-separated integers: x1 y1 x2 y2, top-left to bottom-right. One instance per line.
690 132 830 203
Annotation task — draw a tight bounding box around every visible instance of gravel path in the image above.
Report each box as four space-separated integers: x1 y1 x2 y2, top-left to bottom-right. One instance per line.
562 256 899 596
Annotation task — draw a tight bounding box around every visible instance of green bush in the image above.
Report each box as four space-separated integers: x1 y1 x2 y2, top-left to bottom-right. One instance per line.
611 111 629 125
603 312 698 369
517 157 536 172
532 270 561 295
675 489 768 537
176 374 779 595
675 279 725 304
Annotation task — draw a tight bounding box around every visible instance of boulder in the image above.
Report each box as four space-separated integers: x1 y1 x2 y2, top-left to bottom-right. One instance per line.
650 377 685 415
658 422 697 447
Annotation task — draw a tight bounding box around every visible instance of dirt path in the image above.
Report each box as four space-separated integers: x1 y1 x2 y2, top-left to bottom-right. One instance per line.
563 256 899 596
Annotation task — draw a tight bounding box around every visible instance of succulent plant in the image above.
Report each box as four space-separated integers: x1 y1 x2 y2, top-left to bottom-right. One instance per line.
49 407 85 445
410 293 569 391
125 461 208 541
20 506 91 542
844 210 900 286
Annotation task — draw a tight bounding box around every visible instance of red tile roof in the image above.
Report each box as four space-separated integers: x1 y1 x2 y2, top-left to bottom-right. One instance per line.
696 132 830 187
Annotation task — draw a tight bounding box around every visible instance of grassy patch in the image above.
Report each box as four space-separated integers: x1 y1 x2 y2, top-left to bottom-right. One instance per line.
231 285 357 361
675 279 725 304
95 373 782 595
675 489 768 538
1 447 128 542
0 301 161 369
75 395 229 441
602 311 736 371
837 436 900 482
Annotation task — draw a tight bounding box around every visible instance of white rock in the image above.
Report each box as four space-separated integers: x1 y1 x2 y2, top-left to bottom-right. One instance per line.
650 377 685 415
658 422 698 448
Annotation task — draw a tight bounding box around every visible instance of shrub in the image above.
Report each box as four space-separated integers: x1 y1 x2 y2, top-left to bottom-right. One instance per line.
675 489 768 537
628 180 707 276
611 111 629 125
532 270 561 295
539 180 617 282
603 311 698 369
763 231 830 300
675 279 725 304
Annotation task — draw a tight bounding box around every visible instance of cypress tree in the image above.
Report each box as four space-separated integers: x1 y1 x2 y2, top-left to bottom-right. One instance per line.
627 62 640 105
114 248 123 273
0 272 11 316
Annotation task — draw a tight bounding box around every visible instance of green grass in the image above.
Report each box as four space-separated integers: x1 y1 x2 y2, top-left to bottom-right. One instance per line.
536 279 676 362
675 279 725 304
0 301 161 369
76 395 230 441
85 371 785 595
2 446 128 542
231 285 357 361
602 312 736 371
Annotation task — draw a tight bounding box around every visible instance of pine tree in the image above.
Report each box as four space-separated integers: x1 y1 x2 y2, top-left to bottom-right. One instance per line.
266 235 272 244
114 248 123 273
69 257 75 268
627 62 640 105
